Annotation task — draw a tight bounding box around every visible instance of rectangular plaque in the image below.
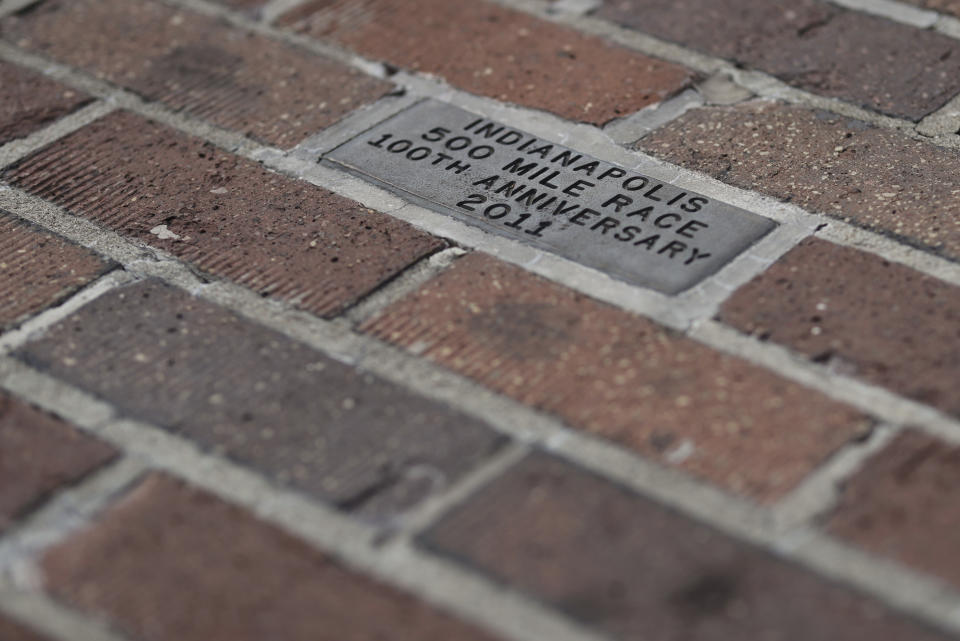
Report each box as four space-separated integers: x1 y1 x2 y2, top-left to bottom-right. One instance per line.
325 100 776 294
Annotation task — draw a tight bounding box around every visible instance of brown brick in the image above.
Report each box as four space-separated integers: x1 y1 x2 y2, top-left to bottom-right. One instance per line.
43 474 502 641
640 101 960 261
277 0 693 126
902 0 960 18
0 391 116 533
0 60 91 146
3 111 443 319
0 614 52 641
423 452 950 640
16 280 504 518
718 238 960 418
361 253 868 501
0 211 113 331
2 0 391 148
598 0 960 121
828 431 960 589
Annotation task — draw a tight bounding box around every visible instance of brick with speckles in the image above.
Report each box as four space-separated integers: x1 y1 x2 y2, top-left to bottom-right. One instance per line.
2 0 392 148
277 0 693 126
828 430 960 590
598 0 960 121
423 452 951 641
718 238 960 418
16 280 505 519
43 474 504 641
0 391 116 533
3 111 443 319
640 101 960 262
0 60 91 146
0 211 113 331
361 253 870 501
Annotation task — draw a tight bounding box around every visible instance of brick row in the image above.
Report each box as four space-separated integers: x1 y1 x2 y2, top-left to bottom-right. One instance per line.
3 111 442 319
361 252 870 502
0 60 91 146
42 474 503 641
598 0 960 121
640 101 960 262
0 210 113 331
15 279 505 519
0 391 116 534
718 238 960 419
423 452 951 640
2 0 391 149
277 0 694 125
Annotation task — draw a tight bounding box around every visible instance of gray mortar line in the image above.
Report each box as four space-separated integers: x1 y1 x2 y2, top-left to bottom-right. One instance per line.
258 0 310 24
825 0 940 27
5 357 960 638
769 423 901 532
0 0 37 20
0 362 612 641
602 88 705 145
0 587 136 641
937 13 960 38
0 101 116 169
342 247 467 326
919 92 960 138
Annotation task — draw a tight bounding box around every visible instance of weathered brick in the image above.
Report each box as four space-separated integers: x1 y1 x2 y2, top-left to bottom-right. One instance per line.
43 474 502 641
4 111 443 318
361 253 869 501
902 0 960 18
0 614 52 641
277 0 693 126
598 0 960 120
2 0 391 148
828 431 960 589
718 238 960 418
0 391 116 533
0 60 91 146
0 210 113 331
423 452 950 640
16 280 504 518
640 101 960 261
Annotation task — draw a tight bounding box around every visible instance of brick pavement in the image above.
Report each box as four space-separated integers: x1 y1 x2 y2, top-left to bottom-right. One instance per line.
0 0 959 640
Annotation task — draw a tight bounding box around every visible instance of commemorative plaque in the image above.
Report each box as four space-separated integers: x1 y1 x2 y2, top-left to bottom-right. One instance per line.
326 100 776 294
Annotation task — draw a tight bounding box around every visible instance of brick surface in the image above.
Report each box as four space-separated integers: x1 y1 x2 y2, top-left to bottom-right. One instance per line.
423 452 950 641
1 0 392 149
0 60 91 146
0 391 116 533
277 0 693 125
0 211 112 331
43 474 502 641
718 238 960 418
0 614 51 641
640 101 960 261
16 280 505 518
361 253 869 501
598 0 960 121
902 0 960 17
4 111 443 318
828 431 960 589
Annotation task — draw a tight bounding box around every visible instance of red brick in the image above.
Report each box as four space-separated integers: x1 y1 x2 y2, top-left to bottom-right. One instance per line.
0 211 113 331
0 391 116 533
828 431 960 589
16 280 505 518
598 0 960 121
902 0 960 17
2 0 392 149
0 614 52 641
423 452 950 640
640 101 960 261
43 474 502 641
0 60 91 146
277 0 693 126
361 253 869 501
3 111 443 318
718 238 960 418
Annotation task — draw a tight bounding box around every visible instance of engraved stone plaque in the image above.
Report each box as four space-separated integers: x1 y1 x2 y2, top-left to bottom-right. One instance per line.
325 100 776 294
